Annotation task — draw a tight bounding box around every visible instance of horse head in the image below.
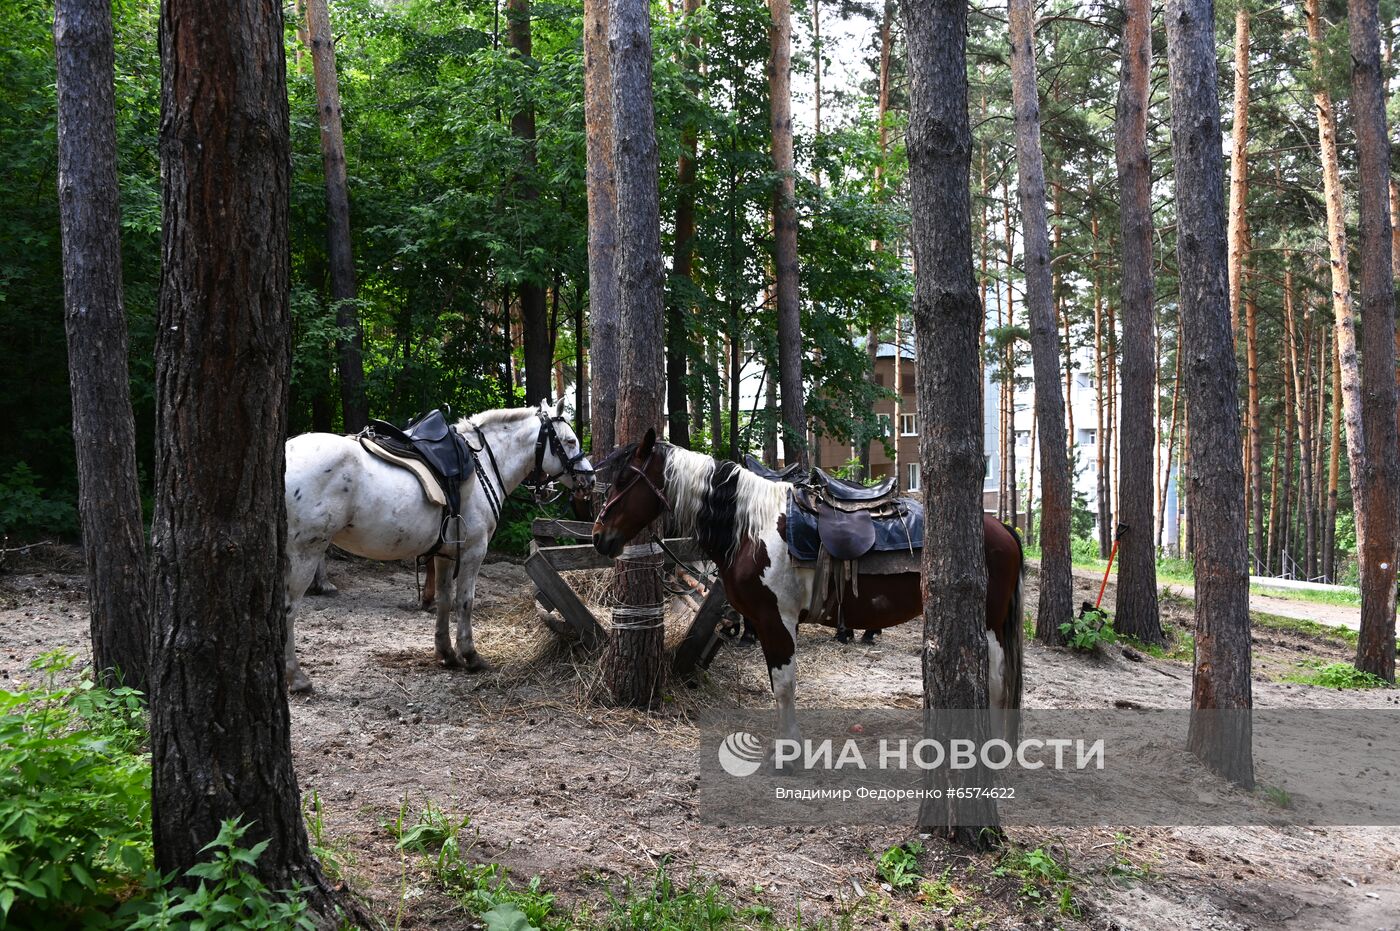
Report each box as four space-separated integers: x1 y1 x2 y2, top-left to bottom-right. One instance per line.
529 398 594 493
591 427 669 558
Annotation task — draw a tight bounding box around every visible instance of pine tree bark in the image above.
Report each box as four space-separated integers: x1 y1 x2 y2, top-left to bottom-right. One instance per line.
53 0 150 693
1008 0 1072 644
305 0 366 431
1226 1 1250 338
1325 331 1342 580
151 0 351 916
1113 0 1162 643
585 0 620 455
1305 0 1368 584
1165 0 1254 788
901 0 1002 848
1284 257 1317 580
507 0 552 407
600 0 667 707
666 0 701 449
1348 0 1399 681
768 0 805 464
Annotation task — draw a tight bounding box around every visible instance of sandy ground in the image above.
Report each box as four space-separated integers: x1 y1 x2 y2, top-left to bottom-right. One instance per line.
3 547 1399 930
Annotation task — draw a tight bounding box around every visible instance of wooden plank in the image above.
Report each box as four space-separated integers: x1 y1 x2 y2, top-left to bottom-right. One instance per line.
524 551 605 649
535 538 706 572
531 517 595 539
672 580 730 680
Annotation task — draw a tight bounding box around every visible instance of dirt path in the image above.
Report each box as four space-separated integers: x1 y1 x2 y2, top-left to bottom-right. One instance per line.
3 551 1399 930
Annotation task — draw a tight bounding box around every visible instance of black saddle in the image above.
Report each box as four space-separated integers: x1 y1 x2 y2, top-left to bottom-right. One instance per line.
364 409 476 526
811 467 896 503
742 454 809 484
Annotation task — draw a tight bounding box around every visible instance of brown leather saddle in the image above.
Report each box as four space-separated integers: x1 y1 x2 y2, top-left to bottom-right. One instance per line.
792 468 901 560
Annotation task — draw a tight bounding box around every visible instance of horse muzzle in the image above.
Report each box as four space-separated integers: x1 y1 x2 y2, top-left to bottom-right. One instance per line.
592 527 625 559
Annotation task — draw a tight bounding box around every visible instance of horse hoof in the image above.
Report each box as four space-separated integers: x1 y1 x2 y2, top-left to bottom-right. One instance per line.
439 650 466 669
462 652 491 674
288 671 315 693
308 583 339 597
420 600 436 613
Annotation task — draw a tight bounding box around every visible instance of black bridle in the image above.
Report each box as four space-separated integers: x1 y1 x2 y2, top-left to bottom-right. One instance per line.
595 442 671 524
524 410 594 498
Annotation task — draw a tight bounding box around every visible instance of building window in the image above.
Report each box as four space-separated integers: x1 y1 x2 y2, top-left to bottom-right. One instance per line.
906 462 920 492
1079 428 1096 447
1016 430 1030 446
900 413 918 436
877 413 893 437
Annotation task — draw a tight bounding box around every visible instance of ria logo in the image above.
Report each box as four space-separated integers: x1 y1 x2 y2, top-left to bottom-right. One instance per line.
717 731 765 777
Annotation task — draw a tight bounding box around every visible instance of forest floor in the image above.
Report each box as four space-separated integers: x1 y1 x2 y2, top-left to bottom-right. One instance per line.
3 547 1400 930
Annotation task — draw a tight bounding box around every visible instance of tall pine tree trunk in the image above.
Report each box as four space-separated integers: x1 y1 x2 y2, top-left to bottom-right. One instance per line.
1226 1 1250 338
769 0 805 463
666 0 701 449
54 0 150 693
305 0 366 430
600 0 667 707
1113 0 1161 643
585 0 619 455
1348 0 1399 681
509 0 552 406
1306 0 1368 587
902 0 1002 849
151 0 351 916
1166 0 1253 789
1008 0 1072 644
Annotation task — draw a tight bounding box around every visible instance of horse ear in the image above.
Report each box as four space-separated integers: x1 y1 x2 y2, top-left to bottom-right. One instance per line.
639 427 657 456
554 397 566 418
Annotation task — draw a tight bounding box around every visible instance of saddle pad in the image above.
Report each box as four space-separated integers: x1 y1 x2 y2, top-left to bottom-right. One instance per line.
786 492 924 562
359 438 449 508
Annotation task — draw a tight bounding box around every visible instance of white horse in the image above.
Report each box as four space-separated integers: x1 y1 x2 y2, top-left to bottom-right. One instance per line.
282 399 593 692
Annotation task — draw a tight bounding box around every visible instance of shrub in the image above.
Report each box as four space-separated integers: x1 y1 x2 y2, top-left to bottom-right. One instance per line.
118 818 317 930
0 462 78 539
1284 661 1389 690
0 652 151 926
1059 607 1116 652
874 840 923 890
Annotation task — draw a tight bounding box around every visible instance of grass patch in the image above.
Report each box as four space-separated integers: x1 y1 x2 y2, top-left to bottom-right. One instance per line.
1261 785 1293 809
395 803 785 930
1121 622 1194 663
1250 584 1361 608
1251 611 1359 647
1281 660 1390 690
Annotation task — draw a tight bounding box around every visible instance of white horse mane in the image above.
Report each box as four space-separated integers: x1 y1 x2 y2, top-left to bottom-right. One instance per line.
463 407 539 430
663 445 788 561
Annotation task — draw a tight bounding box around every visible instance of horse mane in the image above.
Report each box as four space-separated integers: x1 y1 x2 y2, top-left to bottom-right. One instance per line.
463 407 538 430
663 445 788 563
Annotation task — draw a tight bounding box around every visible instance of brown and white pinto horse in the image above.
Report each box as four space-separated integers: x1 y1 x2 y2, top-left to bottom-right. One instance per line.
592 430 1024 744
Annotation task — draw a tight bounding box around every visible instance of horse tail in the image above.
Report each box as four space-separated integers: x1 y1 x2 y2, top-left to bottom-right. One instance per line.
1002 523 1026 741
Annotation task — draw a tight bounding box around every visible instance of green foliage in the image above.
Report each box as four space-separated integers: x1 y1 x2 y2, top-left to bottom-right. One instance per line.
599 866 760 930
0 463 79 539
994 846 1078 917
1261 785 1293 810
1070 534 1101 565
0 652 151 926
119 818 317 930
915 868 965 911
1059 607 1116 653
873 841 923 890
1282 661 1389 690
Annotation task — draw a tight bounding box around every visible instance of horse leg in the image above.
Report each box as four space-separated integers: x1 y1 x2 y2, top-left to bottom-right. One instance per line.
432 554 466 667
454 543 490 673
284 547 321 693
420 557 437 611
750 606 801 746
307 556 338 597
